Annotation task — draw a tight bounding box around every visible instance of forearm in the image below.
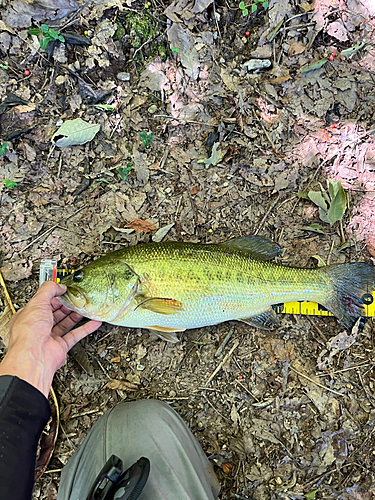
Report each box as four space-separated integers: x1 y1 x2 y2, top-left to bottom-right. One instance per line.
0 375 51 500
0 348 54 398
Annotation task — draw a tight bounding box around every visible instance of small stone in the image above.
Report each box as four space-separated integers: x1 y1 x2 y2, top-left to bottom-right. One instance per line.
148 104 158 114
169 390 176 397
117 72 130 81
55 75 65 85
243 59 272 71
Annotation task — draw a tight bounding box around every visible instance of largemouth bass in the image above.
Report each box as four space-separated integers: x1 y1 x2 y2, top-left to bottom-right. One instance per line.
58 236 375 342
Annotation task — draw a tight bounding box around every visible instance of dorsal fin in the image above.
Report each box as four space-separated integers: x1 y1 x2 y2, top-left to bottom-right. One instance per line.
219 235 281 261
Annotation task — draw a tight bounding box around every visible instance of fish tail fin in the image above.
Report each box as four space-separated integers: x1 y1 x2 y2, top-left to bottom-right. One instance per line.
322 263 374 330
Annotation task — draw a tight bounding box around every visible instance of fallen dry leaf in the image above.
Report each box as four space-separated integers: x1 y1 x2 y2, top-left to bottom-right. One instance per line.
125 219 156 233
104 379 139 391
289 41 306 56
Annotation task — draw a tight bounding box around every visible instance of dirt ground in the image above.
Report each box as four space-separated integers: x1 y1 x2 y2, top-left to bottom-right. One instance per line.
1 0 375 498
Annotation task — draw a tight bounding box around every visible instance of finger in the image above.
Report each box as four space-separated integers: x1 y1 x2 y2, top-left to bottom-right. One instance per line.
52 308 71 326
52 303 76 324
32 281 67 306
52 312 84 336
51 298 64 312
62 321 102 351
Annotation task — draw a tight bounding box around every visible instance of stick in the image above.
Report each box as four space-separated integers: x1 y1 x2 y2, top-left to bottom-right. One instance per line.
0 271 16 314
20 205 86 253
205 339 240 385
254 195 280 235
290 365 344 396
215 325 235 357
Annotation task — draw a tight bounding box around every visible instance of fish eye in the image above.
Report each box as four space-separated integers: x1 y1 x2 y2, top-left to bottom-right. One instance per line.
72 270 84 283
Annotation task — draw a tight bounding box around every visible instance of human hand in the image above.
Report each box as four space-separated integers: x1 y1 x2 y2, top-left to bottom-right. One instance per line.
0 281 102 398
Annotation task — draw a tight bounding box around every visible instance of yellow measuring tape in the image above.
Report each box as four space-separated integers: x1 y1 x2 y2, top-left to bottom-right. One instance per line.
272 298 375 318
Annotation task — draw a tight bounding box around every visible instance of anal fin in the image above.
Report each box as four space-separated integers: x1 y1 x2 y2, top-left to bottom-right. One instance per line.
240 308 280 330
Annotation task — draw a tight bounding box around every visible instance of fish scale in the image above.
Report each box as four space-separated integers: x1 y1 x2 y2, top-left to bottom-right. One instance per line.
120 244 326 329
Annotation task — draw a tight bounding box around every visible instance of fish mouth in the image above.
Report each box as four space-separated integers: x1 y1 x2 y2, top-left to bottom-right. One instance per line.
59 287 87 311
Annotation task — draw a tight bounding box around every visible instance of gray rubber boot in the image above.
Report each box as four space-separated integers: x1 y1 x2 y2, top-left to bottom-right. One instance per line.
57 399 221 500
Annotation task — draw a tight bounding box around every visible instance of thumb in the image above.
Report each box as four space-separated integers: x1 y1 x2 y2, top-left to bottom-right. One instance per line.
34 281 67 304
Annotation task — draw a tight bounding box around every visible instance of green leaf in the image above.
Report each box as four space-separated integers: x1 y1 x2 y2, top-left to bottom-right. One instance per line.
40 24 49 34
338 239 354 251
300 58 328 74
58 35 65 42
139 131 154 148
28 28 40 36
297 191 309 199
308 190 328 211
311 255 326 267
251 3 257 12
242 7 249 15
341 39 368 59
52 118 101 147
39 38 49 50
239 1 245 8
319 183 330 204
326 182 346 225
93 104 116 111
3 179 17 189
262 0 269 7
171 46 180 53
305 489 318 500
204 142 224 167
0 64 8 69
266 19 284 42
49 31 60 40
0 142 8 155
328 179 341 199
116 163 133 181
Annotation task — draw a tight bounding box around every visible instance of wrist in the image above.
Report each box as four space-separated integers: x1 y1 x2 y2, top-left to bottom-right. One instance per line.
0 350 53 399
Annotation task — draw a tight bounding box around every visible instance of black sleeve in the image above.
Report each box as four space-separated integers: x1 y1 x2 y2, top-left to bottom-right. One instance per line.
0 375 51 500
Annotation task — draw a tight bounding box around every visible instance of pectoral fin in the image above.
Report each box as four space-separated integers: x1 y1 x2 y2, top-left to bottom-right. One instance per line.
137 297 183 315
240 308 280 330
147 325 185 343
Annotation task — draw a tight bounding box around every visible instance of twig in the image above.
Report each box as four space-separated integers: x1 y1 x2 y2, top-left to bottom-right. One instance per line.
20 205 87 253
70 408 101 419
215 326 235 357
212 0 221 38
290 365 344 396
251 109 276 151
205 339 240 385
159 147 170 170
357 369 375 408
131 28 167 61
202 393 230 421
234 379 259 402
307 316 327 344
96 358 111 379
0 271 16 314
154 115 218 127
254 195 280 235
327 238 335 266
318 361 373 376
